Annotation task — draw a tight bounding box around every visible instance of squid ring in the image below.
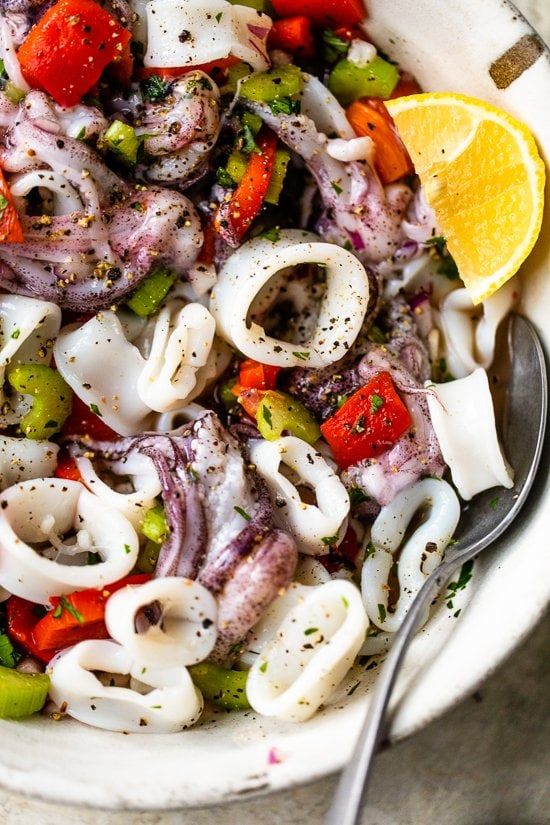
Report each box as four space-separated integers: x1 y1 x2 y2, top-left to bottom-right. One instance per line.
0 479 139 603
361 478 460 633
209 230 371 369
105 577 218 668
48 639 203 733
250 436 350 555
246 579 368 722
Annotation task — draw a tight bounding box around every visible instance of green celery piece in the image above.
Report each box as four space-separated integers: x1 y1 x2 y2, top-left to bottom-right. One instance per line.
224 62 254 95
136 540 161 574
103 120 140 164
328 57 399 106
189 663 250 710
226 150 248 184
7 364 73 440
126 267 177 318
4 83 25 105
240 64 303 104
256 391 320 445
0 666 50 718
228 0 265 8
241 111 262 135
265 149 290 205
141 504 168 545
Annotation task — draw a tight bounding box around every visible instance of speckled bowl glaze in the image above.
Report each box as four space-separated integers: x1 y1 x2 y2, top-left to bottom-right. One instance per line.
0 0 549 811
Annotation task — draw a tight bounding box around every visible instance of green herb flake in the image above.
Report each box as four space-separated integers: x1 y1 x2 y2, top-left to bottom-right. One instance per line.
240 123 261 155
54 596 84 624
260 226 281 243
377 603 387 623
75 126 86 141
446 560 474 600
349 487 368 506
0 194 8 216
331 180 343 195
261 403 273 428
304 627 319 636
89 403 102 417
216 167 235 188
489 496 499 509
323 29 350 63
321 534 339 546
259 661 268 673
10 329 20 340
341 595 349 609
215 11 223 22
365 541 376 558
369 393 384 414
269 97 300 116
142 74 170 103
292 351 310 361
124 543 132 554
233 505 251 522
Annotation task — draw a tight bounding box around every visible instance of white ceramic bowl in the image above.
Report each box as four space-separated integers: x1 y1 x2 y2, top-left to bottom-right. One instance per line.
1 0 549 811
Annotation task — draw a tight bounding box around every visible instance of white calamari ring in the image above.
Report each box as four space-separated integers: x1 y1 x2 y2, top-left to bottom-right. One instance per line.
0 479 139 602
105 577 217 668
250 436 350 555
361 478 460 633
246 580 368 722
426 368 514 500
75 451 161 529
210 230 370 368
48 639 203 733
0 436 59 491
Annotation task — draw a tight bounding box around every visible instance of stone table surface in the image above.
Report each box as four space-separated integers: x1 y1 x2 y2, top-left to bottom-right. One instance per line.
2 1 549 823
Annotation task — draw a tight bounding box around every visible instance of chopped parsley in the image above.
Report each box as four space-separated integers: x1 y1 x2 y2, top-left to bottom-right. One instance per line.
321 534 339 546
0 194 8 216
53 596 84 624
331 180 343 195
336 394 349 409
75 126 86 141
341 595 349 609
367 325 388 344
124 543 131 554
426 235 459 280
269 97 300 116
323 29 349 63
262 404 273 428
234 505 251 522
349 487 368 506
365 541 376 558
215 11 223 22
10 329 20 340
292 351 310 361
239 123 261 155
489 496 499 510
445 559 474 609
216 167 235 188
142 74 170 102
369 393 384 414
304 627 319 636
89 403 102 417
377 603 387 623
259 660 268 673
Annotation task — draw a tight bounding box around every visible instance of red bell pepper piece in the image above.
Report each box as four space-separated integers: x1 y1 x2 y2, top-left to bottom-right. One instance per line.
239 359 281 391
268 16 314 58
390 72 422 99
320 371 412 468
55 453 82 482
0 168 24 243
6 597 57 663
139 56 238 83
18 0 131 107
61 394 119 441
346 98 414 185
215 127 278 244
271 0 365 25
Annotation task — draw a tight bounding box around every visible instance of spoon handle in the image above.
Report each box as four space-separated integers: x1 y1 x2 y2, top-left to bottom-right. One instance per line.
325 557 459 825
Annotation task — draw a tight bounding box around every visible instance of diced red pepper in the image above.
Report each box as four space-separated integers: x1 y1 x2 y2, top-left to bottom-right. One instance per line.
231 385 268 419
269 16 314 58
321 525 360 573
239 359 281 391
6 597 57 663
271 0 365 25
0 168 24 243
105 39 134 88
18 0 132 107
320 371 412 468
214 127 278 244
346 98 414 184
55 453 82 482
390 72 422 99
7 574 151 660
61 394 119 441
139 56 239 83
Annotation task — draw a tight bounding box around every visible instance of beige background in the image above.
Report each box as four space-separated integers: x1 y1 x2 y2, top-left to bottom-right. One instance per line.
1 1 549 823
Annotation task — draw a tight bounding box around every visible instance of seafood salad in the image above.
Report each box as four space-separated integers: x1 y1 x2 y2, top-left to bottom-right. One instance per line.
0 0 544 731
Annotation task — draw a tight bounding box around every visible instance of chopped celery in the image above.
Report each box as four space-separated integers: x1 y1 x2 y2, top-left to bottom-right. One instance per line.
4 83 25 105
103 120 140 164
226 150 248 184
126 267 177 318
241 111 262 135
141 504 169 545
224 61 254 94
0 634 16 668
328 57 399 105
256 391 320 445
7 364 73 440
136 540 161 574
265 149 290 205
0 666 50 718
228 0 265 9
189 662 250 710
240 64 303 104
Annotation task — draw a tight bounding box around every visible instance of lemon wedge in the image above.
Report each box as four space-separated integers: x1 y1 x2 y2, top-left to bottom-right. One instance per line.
386 93 546 304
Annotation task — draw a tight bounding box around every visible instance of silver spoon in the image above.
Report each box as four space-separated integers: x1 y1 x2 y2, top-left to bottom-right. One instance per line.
326 314 548 825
